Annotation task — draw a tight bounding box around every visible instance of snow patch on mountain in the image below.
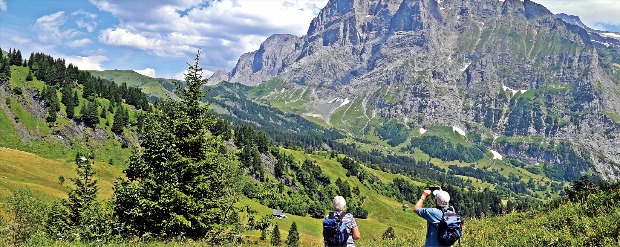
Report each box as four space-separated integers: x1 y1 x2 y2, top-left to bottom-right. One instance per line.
490 150 503 160
303 113 323 118
600 33 620 40
502 85 527 96
452 126 466 136
329 97 351 113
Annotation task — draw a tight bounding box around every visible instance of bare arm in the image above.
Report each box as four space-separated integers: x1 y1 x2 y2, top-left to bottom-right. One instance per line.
351 226 360 240
414 190 432 215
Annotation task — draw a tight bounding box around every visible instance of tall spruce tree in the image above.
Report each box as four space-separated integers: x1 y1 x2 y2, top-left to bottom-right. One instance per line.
111 105 128 133
80 100 99 127
285 222 300 247
113 50 242 241
271 224 281 246
68 152 98 225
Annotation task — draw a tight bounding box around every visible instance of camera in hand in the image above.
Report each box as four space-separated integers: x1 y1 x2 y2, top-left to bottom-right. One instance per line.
428 186 441 191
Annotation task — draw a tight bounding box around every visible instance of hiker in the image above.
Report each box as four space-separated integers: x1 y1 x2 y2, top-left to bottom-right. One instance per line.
414 187 457 247
323 196 360 246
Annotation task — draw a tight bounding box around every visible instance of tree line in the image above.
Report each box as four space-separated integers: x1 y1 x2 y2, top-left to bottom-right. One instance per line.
4 48 150 133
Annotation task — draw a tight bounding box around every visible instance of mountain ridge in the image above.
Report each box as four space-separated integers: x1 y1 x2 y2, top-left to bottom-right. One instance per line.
210 0 620 181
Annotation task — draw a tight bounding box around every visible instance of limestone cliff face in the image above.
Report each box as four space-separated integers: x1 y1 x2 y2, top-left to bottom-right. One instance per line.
215 0 620 181
227 34 301 86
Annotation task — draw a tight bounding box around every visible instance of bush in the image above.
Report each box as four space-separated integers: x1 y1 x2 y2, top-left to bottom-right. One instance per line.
3 190 49 244
12 86 22 95
382 226 396 240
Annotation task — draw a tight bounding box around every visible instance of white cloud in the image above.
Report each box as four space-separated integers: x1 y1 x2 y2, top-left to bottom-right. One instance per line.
0 0 7 11
34 11 79 44
67 38 93 47
76 19 97 32
99 28 160 51
99 28 204 57
72 10 98 32
64 55 108 71
135 68 156 77
91 0 328 70
72 10 97 19
10 36 31 44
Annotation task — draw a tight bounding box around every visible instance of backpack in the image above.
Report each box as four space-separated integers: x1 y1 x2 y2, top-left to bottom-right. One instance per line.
437 206 463 246
322 212 349 246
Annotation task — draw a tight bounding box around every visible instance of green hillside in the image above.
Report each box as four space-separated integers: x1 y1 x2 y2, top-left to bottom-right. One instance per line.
2 50 617 246
1 147 617 246
88 70 180 100
0 147 122 203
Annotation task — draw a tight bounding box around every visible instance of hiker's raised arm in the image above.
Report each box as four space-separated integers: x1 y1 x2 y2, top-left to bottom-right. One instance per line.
414 190 432 214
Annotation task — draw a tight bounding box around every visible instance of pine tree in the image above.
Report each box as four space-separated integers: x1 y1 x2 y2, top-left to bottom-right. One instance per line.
67 152 98 225
66 102 75 119
61 86 74 107
73 90 79 106
113 50 242 241
111 105 128 133
80 100 99 127
271 224 281 246
0 55 10 84
46 108 57 123
285 222 300 247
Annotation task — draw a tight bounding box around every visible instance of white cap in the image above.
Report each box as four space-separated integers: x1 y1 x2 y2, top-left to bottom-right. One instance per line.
433 190 450 207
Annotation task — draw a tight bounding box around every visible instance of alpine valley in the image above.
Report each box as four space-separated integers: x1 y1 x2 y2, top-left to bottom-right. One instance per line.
212 0 620 182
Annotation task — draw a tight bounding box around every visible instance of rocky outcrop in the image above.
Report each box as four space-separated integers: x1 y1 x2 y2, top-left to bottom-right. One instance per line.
214 0 620 181
227 34 302 86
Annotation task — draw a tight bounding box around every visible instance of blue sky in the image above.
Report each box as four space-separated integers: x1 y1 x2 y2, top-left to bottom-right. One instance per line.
1 0 619 80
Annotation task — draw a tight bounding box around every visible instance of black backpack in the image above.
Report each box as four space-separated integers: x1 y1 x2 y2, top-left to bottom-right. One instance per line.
322 212 349 246
437 206 463 246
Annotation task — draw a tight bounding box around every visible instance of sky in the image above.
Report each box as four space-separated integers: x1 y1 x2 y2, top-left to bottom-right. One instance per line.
0 0 619 80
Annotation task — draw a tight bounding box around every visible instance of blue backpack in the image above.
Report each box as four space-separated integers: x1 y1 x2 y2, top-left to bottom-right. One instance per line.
322 212 349 246
437 206 463 246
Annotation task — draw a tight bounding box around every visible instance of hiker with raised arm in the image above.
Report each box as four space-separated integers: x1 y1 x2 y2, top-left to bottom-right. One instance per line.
414 187 463 246
323 196 360 246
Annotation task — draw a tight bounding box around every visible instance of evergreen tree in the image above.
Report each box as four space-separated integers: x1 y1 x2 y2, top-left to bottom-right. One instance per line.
111 105 128 133
66 102 75 119
73 90 79 106
46 108 57 123
80 100 99 127
286 222 300 247
61 86 74 107
271 224 281 246
0 55 10 84
9 49 22 66
67 152 98 225
210 117 232 140
113 50 242 242
26 70 33 81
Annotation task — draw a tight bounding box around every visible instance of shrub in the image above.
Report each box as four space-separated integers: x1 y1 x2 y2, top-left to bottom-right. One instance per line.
4 190 49 244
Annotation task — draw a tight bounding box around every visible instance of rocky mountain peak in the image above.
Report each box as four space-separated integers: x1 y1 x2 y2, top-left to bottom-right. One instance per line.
214 0 620 181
